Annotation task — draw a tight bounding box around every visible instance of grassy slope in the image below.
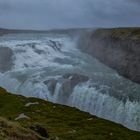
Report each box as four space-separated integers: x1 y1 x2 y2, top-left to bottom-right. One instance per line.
93 28 140 40
0 88 140 140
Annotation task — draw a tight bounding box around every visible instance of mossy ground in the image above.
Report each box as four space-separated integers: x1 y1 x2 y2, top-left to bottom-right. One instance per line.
0 87 140 140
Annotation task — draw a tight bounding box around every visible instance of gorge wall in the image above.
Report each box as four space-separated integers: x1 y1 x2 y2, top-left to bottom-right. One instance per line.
79 28 140 84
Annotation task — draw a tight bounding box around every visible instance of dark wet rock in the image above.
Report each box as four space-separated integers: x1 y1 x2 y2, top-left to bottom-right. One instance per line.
29 125 49 138
58 80 72 103
79 28 140 84
0 47 14 73
58 74 89 103
48 40 62 52
44 79 57 95
34 49 45 54
24 63 28 67
43 74 89 104
63 73 89 88
17 43 37 48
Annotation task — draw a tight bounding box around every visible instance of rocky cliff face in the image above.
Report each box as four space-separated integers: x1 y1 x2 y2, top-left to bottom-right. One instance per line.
79 28 140 84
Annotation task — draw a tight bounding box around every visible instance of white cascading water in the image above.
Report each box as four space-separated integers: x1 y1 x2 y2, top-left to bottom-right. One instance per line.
0 32 140 131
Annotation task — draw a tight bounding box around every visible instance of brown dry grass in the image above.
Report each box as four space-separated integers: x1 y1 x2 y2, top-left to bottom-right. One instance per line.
0 117 46 140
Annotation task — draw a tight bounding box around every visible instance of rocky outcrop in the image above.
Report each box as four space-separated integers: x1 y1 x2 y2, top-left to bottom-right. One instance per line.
79 28 140 84
43 73 89 103
0 47 14 73
29 125 49 138
0 117 46 140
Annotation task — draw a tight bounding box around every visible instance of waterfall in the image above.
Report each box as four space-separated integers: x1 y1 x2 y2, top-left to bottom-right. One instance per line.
37 76 140 131
0 32 140 131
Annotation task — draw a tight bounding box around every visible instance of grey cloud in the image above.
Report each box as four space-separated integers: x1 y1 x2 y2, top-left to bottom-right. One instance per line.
129 0 140 5
0 0 140 29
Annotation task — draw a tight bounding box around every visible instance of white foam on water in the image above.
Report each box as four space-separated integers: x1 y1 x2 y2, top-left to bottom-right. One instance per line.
67 82 140 131
2 35 76 68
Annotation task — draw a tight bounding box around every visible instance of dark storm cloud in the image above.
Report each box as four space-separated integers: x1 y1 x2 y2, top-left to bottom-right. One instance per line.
129 0 140 5
0 0 140 29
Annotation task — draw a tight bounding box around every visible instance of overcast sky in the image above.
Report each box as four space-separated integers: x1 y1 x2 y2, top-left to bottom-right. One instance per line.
0 0 140 30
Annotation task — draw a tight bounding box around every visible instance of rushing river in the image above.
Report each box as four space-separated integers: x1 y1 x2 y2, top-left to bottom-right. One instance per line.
0 32 140 131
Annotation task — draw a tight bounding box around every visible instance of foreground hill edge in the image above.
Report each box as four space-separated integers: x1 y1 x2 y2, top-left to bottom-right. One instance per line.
0 87 140 140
